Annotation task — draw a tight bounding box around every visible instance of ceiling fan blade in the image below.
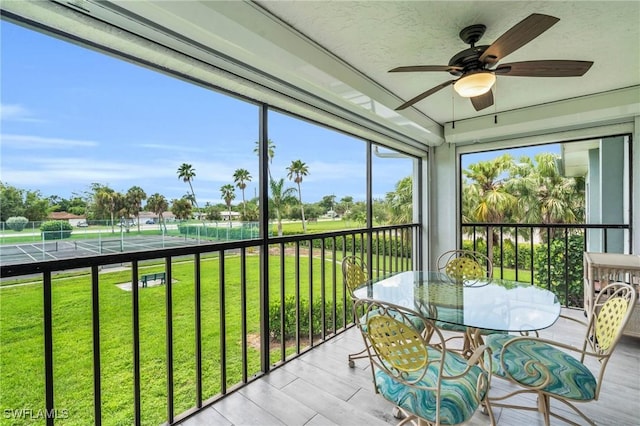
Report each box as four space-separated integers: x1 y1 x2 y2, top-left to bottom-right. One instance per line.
470 90 494 111
479 14 560 64
396 80 454 110
494 60 593 77
389 65 463 73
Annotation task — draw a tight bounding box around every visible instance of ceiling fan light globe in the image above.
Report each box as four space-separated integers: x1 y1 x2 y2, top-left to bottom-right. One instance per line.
453 72 496 97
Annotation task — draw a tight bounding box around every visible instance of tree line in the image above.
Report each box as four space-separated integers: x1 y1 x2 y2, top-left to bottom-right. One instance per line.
462 152 585 256
2 149 579 237
0 139 413 235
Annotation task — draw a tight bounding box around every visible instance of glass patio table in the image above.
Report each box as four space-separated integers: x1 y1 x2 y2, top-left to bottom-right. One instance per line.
352 270 561 351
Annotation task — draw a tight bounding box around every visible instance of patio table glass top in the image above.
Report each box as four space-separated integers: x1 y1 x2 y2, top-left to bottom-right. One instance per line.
353 271 561 333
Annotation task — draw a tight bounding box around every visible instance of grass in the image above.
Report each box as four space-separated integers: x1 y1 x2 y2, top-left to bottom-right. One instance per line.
0 254 347 425
0 218 536 424
493 267 532 283
278 218 360 233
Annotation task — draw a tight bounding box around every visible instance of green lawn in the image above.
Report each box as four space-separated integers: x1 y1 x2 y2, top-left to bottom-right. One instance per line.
493 267 532 283
0 219 534 425
280 219 358 233
0 254 347 425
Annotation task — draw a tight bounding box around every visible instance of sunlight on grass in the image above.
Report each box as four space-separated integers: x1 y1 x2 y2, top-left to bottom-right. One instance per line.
0 253 346 425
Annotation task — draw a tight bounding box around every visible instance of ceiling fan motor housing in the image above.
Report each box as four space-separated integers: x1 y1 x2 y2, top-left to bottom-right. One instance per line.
448 46 489 76
447 24 491 76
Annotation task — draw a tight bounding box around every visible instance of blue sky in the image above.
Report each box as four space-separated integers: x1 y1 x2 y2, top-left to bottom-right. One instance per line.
1 20 417 206
461 144 560 170
1 21 559 207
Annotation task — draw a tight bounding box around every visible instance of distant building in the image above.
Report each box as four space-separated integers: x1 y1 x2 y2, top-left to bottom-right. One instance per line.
138 211 176 223
47 212 87 227
221 211 241 221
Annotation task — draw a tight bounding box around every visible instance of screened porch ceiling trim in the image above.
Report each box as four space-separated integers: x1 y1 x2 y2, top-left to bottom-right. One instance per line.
3 0 639 152
2 0 431 156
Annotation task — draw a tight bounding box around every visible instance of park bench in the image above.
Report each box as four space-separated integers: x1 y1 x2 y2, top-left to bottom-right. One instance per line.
140 272 166 287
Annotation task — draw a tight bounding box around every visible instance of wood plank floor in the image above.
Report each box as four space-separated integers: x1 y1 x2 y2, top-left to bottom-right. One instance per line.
180 308 640 426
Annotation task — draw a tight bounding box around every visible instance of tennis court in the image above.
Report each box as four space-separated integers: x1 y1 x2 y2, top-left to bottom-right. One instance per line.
0 235 197 266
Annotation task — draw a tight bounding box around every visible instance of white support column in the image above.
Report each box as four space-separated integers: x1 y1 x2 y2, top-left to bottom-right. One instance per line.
428 143 458 269
633 116 640 255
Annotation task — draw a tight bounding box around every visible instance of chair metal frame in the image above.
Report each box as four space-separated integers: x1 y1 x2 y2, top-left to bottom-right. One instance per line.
487 282 637 426
436 249 493 282
355 298 495 426
342 255 370 367
434 249 494 357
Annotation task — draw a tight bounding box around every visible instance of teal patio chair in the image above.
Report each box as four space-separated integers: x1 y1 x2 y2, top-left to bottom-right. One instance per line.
355 298 495 426
485 281 637 425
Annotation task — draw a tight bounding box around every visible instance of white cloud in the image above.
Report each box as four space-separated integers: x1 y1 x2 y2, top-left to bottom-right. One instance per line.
136 143 205 153
0 134 99 148
301 160 363 182
1 157 161 186
0 104 42 122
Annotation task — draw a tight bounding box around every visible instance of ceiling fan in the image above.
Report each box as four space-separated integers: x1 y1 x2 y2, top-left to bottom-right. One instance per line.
390 14 593 112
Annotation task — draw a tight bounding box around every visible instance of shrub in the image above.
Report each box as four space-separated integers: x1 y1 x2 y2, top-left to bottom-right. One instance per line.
306 234 412 259
268 296 345 341
6 216 29 231
533 233 584 307
462 238 532 271
40 220 73 240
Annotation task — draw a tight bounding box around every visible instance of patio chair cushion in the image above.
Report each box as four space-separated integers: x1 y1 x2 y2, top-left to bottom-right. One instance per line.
374 347 486 424
485 334 596 400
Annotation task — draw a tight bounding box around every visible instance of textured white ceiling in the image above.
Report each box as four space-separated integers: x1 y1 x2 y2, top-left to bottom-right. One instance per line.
255 1 639 124
7 0 637 148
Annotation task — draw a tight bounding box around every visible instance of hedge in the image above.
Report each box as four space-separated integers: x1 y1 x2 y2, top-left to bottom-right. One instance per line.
40 220 72 240
268 296 346 341
533 233 585 306
462 239 532 270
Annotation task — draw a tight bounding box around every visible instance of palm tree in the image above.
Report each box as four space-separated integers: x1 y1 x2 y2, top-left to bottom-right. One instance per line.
462 154 517 262
146 193 169 232
95 188 123 233
241 201 259 222
286 159 309 232
321 194 337 218
269 178 297 236
233 168 252 217
254 139 276 181
177 163 199 210
506 152 584 240
385 176 412 224
220 184 236 227
339 196 353 216
182 192 196 206
126 186 147 232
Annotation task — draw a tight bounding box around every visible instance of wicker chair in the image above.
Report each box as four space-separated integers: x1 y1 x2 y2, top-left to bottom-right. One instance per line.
355 298 495 426
485 282 637 425
342 255 370 367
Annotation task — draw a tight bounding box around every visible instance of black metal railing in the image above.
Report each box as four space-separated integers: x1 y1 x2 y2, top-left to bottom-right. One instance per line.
461 222 631 307
0 223 419 425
